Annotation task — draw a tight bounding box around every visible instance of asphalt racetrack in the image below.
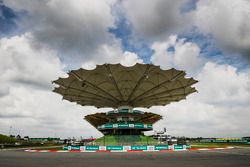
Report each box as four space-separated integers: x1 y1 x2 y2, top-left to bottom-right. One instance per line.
1 148 250 167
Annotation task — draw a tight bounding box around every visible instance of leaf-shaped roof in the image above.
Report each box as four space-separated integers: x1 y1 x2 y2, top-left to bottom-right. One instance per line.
53 63 198 108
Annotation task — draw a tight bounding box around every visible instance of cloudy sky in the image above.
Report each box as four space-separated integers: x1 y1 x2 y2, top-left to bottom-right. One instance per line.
0 0 250 138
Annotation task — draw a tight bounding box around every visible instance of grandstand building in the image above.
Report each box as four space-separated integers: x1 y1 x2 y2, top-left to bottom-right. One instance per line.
53 63 197 145
85 108 161 135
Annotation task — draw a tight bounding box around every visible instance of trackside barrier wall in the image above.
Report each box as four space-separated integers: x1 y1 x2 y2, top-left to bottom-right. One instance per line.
63 145 190 151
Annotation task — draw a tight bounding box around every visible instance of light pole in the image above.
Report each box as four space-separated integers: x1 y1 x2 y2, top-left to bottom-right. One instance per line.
9 126 12 136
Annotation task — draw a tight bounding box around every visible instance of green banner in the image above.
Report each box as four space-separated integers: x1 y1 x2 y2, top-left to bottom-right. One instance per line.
174 145 184 150
99 123 152 129
106 146 123 150
108 109 144 115
63 146 81 150
155 145 169 150
104 124 113 128
131 145 147 150
63 146 68 150
85 146 100 151
134 123 144 128
71 146 80 150
118 124 129 128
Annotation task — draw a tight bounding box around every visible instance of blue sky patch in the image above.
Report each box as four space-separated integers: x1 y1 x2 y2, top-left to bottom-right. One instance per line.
179 27 222 58
180 0 199 14
167 46 175 53
109 1 153 63
0 2 18 37
180 27 249 69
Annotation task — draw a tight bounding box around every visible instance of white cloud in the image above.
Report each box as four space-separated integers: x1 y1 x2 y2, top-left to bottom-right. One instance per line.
0 33 143 138
81 40 124 69
195 0 250 61
121 0 194 42
173 39 203 75
0 85 106 138
150 36 176 70
120 51 143 66
0 33 86 137
0 33 63 93
149 35 250 137
120 0 250 62
146 62 250 137
1 0 250 139
0 34 112 138
5 0 116 66
151 35 204 75
196 62 250 106
82 41 143 69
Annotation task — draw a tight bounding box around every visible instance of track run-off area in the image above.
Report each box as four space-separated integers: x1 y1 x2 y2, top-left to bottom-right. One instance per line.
1 147 250 167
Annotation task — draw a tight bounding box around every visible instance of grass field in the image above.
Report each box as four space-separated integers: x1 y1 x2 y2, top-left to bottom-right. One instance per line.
94 135 158 145
190 142 250 148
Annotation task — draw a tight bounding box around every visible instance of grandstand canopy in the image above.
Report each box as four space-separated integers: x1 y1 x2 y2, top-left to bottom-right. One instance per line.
84 112 162 128
53 63 197 108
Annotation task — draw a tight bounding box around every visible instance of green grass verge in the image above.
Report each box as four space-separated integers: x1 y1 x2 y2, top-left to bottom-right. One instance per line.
94 135 158 145
190 142 250 148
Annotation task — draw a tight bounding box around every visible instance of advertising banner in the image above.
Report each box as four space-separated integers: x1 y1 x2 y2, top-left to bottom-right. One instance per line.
85 146 100 151
118 124 129 128
131 145 147 150
105 124 113 128
154 145 169 150
173 145 184 150
71 146 80 150
63 146 69 150
63 144 187 151
134 123 144 128
106 146 123 150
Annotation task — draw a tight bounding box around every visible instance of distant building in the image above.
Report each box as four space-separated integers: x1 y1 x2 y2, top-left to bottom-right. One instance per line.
200 137 248 143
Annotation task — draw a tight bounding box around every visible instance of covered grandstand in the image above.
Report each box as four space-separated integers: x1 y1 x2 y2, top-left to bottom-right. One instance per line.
53 63 197 146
